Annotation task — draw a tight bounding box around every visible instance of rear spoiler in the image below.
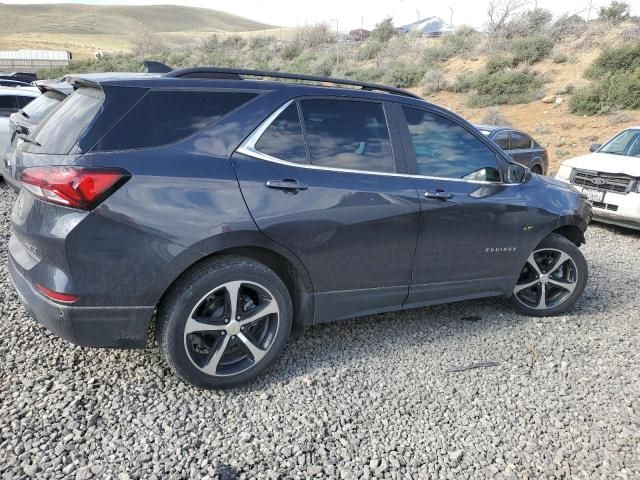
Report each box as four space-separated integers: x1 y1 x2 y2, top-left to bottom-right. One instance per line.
143 61 172 73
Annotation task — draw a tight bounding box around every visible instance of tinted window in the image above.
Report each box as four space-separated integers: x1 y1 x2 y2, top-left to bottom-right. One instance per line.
255 103 306 164
510 131 532 150
95 90 256 151
16 96 35 108
402 106 500 182
27 88 104 154
22 91 65 123
0 96 17 110
301 99 394 173
493 131 510 150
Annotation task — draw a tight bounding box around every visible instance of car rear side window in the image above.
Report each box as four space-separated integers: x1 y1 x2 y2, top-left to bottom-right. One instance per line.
300 99 395 173
255 102 306 164
94 90 257 151
510 131 533 150
0 95 18 114
402 106 500 182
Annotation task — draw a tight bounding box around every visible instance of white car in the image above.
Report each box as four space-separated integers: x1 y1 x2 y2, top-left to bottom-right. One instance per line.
555 127 640 230
0 85 40 157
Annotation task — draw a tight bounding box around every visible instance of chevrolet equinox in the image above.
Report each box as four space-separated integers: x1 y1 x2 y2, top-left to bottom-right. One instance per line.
8 68 592 388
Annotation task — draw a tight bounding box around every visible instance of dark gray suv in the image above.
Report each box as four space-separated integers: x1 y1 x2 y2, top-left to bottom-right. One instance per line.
8 68 591 388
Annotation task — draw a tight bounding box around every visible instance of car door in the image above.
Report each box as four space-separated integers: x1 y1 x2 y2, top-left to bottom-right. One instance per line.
509 130 542 171
395 104 541 307
233 97 421 322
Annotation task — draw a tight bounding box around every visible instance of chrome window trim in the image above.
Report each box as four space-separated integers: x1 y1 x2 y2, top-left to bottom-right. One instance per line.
236 99 519 186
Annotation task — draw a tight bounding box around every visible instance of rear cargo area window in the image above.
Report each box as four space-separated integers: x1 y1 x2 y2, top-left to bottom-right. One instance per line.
255 103 306 164
93 90 257 151
26 88 104 154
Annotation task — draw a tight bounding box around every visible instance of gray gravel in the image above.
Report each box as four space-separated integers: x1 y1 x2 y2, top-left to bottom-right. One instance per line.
1 182 639 480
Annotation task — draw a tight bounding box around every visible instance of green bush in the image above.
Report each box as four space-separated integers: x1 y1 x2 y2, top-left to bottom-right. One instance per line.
510 35 554 65
419 68 447 95
423 33 473 65
486 55 515 74
382 62 426 88
357 39 386 60
585 41 640 79
349 67 384 83
38 55 144 78
280 41 304 61
453 69 544 107
570 70 640 114
552 52 569 64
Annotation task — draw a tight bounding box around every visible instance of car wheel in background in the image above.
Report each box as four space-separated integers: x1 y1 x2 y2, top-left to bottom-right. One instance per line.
509 233 587 317
157 255 292 389
531 165 543 175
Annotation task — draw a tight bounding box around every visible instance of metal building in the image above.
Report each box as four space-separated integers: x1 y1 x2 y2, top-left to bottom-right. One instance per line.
0 49 72 72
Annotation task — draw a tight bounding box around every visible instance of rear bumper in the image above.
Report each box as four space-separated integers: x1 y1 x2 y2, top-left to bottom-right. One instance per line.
9 254 154 348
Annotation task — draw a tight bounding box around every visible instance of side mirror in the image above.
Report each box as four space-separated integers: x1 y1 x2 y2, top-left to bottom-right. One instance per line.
507 162 527 183
589 143 601 152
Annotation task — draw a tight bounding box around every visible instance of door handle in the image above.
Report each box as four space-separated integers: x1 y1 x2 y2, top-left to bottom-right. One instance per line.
424 190 452 201
266 179 309 192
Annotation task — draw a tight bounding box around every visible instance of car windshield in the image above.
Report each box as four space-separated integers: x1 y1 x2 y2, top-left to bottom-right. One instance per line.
20 90 66 124
600 129 640 157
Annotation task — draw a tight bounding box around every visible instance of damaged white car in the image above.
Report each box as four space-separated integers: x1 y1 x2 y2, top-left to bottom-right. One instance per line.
556 127 640 230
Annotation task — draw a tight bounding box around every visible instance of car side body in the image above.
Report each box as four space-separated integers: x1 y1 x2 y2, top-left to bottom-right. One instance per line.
0 86 39 158
475 124 549 175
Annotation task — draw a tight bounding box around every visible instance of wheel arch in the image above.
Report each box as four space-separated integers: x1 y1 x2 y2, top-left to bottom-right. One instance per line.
155 233 315 338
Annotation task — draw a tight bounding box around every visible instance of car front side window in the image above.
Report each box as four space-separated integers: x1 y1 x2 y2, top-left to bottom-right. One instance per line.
401 106 501 182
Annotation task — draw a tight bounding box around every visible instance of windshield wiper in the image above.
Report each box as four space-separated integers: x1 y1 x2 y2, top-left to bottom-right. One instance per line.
18 133 41 147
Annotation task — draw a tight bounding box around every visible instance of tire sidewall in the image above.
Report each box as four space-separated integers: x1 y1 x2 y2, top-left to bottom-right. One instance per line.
510 234 588 317
161 261 292 389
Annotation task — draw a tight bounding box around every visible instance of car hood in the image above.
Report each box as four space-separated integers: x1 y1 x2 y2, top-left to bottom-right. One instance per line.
563 152 640 177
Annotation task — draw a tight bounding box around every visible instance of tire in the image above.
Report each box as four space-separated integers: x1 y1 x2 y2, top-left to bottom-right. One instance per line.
157 255 292 389
531 165 543 175
509 233 587 317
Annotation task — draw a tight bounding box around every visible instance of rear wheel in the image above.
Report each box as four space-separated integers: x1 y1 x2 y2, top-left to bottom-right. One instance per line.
509 233 587 316
531 165 543 175
157 256 292 389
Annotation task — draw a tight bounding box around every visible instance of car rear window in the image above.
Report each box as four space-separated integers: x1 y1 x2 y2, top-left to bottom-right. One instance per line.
26 87 104 154
93 90 257 151
21 90 66 123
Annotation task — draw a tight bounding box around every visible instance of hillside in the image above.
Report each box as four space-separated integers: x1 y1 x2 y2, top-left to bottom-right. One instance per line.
0 3 273 57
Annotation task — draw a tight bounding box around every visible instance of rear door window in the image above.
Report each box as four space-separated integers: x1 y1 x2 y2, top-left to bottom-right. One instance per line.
94 90 257 151
493 131 510 150
299 98 395 173
510 131 533 150
254 102 306 164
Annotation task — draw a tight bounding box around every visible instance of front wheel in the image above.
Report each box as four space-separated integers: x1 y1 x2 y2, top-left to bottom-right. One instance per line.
157 256 292 389
509 233 587 317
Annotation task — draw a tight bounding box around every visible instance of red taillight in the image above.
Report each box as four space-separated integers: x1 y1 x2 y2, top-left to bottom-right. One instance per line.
34 283 79 304
20 166 129 210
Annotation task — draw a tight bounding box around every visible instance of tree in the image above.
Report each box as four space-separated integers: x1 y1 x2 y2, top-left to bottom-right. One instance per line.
486 0 528 36
599 1 630 24
372 17 395 43
131 29 164 58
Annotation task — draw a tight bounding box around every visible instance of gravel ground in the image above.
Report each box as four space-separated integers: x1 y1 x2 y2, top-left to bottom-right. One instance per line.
1 182 639 480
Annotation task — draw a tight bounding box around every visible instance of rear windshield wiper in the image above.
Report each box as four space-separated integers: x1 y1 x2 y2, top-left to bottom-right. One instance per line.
19 109 30 119
18 133 41 147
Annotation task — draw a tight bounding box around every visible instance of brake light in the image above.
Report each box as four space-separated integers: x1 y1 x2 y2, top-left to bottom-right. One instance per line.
20 166 129 210
34 283 79 304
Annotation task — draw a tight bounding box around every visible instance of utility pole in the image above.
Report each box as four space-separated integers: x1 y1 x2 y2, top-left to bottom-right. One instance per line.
331 18 339 72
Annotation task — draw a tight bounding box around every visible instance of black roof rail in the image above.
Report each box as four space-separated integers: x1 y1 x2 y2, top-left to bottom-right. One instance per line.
164 67 421 99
